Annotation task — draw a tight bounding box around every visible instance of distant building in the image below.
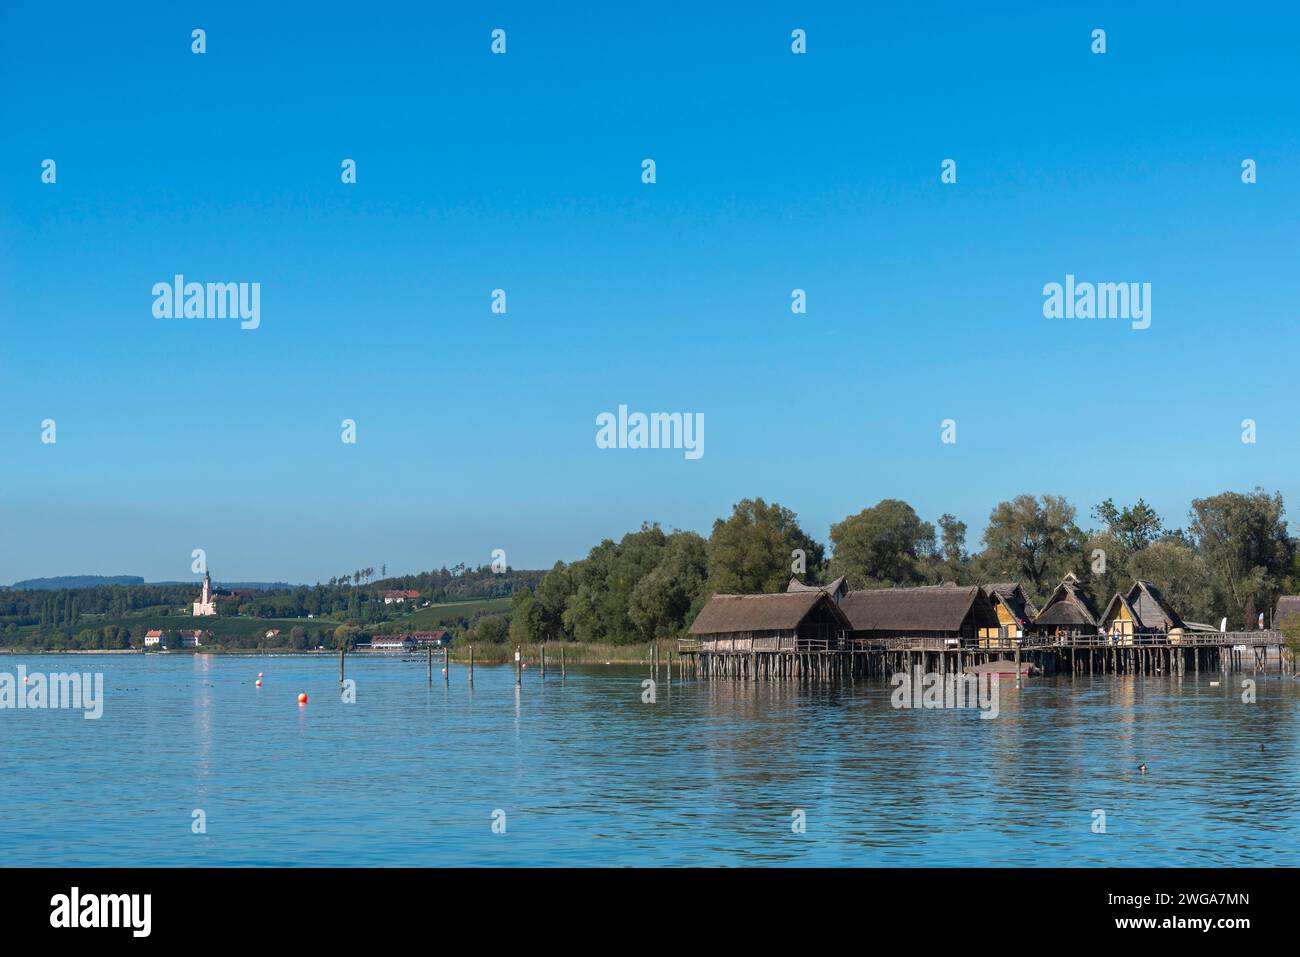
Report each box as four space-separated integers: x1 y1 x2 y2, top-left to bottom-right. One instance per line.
144 630 165 647
264 629 281 639
383 590 421 605
409 630 450 646
193 572 219 617
370 635 415 651
177 630 203 648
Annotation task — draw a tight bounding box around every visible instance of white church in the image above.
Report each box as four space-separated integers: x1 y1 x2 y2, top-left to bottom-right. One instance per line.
193 571 220 617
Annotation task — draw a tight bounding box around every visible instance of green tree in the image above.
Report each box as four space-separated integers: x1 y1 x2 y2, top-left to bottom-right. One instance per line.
470 615 509 644
1280 616 1300 656
627 531 709 640
508 588 546 644
1092 498 1164 552
829 499 935 587
937 513 967 565
533 561 577 641
1188 489 1293 628
333 623 359 649
707 498 824 594
981 494 1085 600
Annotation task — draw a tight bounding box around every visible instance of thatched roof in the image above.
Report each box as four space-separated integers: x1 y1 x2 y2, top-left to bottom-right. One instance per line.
1034 575 1100 627
984 581 1039 621
1099 591 1139 628
787 575 848 598
689 591 850 635
1276 595 1300 625
1127 580 1185 631
840 585 994 633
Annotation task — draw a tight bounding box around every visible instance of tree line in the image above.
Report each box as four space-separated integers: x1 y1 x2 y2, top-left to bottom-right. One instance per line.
495 489 1297 647
0 565 544 649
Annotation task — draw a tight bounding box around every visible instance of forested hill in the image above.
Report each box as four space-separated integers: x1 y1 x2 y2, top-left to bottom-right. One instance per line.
4 575 145 590
0 564 545 650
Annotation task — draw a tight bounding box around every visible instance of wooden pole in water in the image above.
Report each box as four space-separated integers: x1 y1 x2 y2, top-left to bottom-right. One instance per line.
340 647 345 686
515 645 521 687
469 644 475 686
561 644 566 677
541 643 546 677
427 646 432 685
444 645 449 684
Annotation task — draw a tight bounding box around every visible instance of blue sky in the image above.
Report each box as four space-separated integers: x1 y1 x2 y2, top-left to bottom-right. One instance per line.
2 2 1298 584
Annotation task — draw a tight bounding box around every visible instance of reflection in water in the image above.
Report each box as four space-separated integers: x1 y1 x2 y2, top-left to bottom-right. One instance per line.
0 654 1296 866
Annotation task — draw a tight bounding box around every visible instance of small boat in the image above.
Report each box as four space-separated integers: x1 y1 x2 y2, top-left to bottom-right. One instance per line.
964 659 1036 677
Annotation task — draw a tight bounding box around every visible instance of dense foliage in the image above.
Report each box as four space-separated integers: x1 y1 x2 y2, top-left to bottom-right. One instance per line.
505 489 1299 645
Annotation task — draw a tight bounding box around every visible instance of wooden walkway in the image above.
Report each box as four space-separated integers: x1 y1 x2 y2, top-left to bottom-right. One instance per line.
676 631 1292 679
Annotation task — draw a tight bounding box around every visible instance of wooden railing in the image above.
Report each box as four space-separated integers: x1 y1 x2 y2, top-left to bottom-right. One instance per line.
679 631 1284 654
1019 630 1281 649
677 636 834 653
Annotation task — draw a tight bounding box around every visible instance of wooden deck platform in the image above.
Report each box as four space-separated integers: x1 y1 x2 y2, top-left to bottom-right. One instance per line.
675 631 1292 679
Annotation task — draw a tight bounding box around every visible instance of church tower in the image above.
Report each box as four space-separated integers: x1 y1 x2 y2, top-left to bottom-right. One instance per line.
193 571 218 617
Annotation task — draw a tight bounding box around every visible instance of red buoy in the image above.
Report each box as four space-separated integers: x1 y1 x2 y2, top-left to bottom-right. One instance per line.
297 692 308 704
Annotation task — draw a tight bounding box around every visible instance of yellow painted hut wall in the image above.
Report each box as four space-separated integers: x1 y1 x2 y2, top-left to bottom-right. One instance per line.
1106 603 1135 643
979 601 1022 647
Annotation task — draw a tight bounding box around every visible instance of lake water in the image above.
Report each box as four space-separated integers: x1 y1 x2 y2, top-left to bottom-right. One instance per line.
0 653 1296 866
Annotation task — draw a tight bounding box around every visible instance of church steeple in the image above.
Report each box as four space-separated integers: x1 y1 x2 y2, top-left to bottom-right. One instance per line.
194 570 218 617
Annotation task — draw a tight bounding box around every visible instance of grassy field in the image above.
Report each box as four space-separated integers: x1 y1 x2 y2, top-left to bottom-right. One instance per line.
378 598 510 631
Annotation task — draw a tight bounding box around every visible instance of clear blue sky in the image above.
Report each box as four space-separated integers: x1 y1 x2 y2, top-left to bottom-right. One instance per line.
2 2 1298 584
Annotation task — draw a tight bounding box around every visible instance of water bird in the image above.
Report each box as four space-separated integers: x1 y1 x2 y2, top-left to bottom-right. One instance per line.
1138 763 1148 773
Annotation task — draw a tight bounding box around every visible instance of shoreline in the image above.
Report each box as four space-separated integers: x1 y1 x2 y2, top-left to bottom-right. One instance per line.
0 645 667 664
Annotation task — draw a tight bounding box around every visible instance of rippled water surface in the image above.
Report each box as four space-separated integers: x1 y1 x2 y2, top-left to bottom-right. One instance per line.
1 653 1296 866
